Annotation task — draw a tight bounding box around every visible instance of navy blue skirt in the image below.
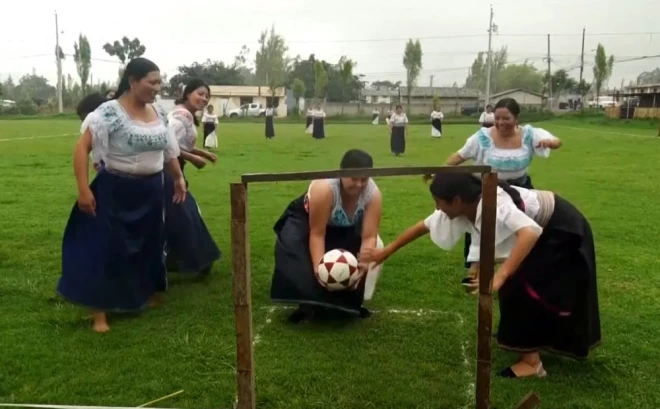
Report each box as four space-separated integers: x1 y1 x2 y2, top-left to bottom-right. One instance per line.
164 171 221 275
58 170 167 312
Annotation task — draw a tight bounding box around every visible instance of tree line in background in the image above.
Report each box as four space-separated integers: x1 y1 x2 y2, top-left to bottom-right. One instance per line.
0 25 642 115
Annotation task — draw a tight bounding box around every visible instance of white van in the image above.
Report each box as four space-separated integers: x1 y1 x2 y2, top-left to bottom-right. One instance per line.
588 96 618 109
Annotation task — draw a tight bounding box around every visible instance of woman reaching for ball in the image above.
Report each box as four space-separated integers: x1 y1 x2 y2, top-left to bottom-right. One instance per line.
360 173 600 378
270 149 384 323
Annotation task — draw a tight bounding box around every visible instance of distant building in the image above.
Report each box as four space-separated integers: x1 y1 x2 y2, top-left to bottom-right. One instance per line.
208 85 287 117
360 86 480 106
485 89 547 108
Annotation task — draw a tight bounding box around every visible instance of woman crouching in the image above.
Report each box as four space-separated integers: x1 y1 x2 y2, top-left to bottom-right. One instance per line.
270 149 384 323
361 173 601 378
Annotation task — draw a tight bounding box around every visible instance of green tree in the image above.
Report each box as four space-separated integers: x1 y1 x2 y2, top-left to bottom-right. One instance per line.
74 34 92 94
498 62 545 93
255 25 290 99
637 68 660 85
466 47 508 92
15 73 56 106
370 80 401 90
233 45 256 85
338 57 355 114
314 61 328 101
592 44 614 103
102 36 146 77
292 78 306 112
166 60 245 97
2 76 16 100
402 39 423 106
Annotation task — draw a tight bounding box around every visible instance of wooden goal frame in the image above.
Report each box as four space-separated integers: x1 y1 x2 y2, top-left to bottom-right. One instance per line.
229 165 537 409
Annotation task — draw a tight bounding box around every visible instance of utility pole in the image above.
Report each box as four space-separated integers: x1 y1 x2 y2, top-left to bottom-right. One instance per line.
579 27 585 112
546 34 552 111
484 5 494 107
55 10 63 113
429 75 434 106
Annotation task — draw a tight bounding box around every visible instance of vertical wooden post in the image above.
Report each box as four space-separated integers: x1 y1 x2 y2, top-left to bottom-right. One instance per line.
475 172 498 409
230 183 256 409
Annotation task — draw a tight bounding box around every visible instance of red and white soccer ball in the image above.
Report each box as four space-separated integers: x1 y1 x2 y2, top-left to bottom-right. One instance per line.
316 249 360 291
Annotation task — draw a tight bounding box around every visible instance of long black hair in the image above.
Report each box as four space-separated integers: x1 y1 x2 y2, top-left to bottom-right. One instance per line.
76 92 106 121
113 57 160 100
428 173 524 211
340 149 373 169
175 78 210 126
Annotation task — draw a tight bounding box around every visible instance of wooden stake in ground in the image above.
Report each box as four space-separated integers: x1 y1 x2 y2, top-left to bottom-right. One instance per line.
231 183 256 409
475 172 498 409
514 392 541 409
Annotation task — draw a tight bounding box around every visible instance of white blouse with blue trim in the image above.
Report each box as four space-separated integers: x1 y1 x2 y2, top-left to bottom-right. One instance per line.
457 125 556 181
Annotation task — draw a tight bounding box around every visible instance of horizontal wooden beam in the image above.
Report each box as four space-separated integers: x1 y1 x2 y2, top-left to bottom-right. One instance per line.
241 165 492 183
514 392 541 409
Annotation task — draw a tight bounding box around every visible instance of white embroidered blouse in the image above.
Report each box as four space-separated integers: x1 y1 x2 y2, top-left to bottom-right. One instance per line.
423 187 543 262
81 100 179 175
168 107 197 152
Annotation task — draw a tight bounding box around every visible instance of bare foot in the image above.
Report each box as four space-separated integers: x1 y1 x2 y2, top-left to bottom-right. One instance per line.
149 292 164 308
508 360 546 378
92 312 110 333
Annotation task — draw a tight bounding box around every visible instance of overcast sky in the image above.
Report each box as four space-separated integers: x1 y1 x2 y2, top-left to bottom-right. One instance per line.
2 0 658 90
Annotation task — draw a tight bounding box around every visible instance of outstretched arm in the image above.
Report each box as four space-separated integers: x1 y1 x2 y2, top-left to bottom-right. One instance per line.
361 221 429 265
307 183 334 274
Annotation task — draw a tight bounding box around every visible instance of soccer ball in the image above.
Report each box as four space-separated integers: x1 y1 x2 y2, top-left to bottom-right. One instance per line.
316 249 360 291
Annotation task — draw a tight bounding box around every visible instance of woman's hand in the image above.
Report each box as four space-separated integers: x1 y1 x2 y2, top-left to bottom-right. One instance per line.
360 247 388 265
205 151 218 164
172 176 187 203
77 187 96 216
190 155 206 169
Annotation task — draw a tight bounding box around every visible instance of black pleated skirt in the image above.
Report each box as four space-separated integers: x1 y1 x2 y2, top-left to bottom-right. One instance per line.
270 195 367 314
390 126 405 154
496 194 601 358
265 116 275 138
312 118 325 139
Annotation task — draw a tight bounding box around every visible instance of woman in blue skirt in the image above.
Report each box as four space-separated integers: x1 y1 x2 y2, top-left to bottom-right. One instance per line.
165 79 221 276
58 58 187 332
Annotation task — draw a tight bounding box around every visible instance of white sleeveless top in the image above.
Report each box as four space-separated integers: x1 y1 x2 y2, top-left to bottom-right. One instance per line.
304 178 378 227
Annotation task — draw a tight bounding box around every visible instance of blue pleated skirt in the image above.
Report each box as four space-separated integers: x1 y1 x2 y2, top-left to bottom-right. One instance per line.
164 171 221 275
58 170 167 312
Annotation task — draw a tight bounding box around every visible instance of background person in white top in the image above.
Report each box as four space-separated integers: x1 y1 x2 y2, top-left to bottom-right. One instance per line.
361 172 600 379
265 103 275 139
201 105 219 148
165 78 221 276
371 108 379 125
479 104 495 128
58 58 186 333
388 104 408 156
430 106 444 137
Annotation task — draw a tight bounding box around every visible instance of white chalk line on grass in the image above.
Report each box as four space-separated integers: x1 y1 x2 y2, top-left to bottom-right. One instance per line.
0 133 77 142
550 124 656 138
257 305 474 408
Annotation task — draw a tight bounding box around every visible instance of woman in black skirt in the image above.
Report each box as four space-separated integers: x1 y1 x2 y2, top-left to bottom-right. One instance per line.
446 98 562 283
312 104 326 139
201 105 218 147
270 149 384 323
430 106 443 138
265 104 275 139
166 79 222 276
361 172 601 378
388 104 408 156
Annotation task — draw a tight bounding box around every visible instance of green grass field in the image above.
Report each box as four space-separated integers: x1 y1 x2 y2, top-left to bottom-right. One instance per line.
1 119 659 409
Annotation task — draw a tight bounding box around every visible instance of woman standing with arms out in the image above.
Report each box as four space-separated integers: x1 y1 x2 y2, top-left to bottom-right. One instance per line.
265 103 275 139
201 104 218 149
446 98 562 279
166 79 221 276
312 103 326 139
305 107 314 134
58 58 187 332
361 173 600 378
479 104 495 128
430 106 444 138
388 104 408 156
270 149 385 323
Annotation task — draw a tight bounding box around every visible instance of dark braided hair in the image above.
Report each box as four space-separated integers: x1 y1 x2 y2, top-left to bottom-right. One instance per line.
175 78 210 126
113 57 160 100
428 172 524 211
